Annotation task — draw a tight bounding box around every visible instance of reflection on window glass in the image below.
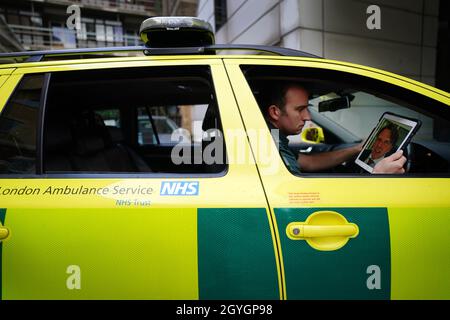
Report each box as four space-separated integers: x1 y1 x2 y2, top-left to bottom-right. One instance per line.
96 24 105 41
106 25 114 42
0 74 43 174
114 26 123 42
97 109 120 128
52 27 76 49
137 105 207 145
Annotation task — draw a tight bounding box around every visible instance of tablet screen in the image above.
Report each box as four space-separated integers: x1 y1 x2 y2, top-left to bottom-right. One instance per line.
355 112 421 173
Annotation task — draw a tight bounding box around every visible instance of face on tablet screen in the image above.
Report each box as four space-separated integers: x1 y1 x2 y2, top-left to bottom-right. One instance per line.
370 125 397 160
356 114 417 172
359 125 397 168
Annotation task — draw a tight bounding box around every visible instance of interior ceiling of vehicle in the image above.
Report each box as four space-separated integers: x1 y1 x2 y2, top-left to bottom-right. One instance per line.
48 78 212 109
47 66 213 110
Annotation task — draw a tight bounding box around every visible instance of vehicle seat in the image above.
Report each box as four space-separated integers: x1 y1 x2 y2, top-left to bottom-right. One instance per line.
70 111 152 173
202 101 226 172
104 126 152 172
69 111 113 172
44 118 75 172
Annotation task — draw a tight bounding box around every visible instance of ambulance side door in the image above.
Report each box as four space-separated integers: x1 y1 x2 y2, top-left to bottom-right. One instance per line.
225 58 450 300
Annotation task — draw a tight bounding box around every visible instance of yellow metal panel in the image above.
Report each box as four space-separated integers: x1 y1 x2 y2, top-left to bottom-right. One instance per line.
0 68 15 75
0 74 23 114
390 207 450 299
12 58 222 75
0 75 10 89
3 208 198 299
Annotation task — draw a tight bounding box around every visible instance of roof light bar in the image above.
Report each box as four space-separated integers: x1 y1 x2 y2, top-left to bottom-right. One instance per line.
139 16 215 48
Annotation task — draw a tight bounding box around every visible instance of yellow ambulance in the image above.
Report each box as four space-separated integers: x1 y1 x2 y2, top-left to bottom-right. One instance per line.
0 17 448 300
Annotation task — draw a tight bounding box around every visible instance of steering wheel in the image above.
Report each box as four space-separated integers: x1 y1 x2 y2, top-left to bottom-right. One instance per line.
404 143 413 173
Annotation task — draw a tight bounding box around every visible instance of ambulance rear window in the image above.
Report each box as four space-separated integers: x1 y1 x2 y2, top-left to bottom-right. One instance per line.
43 65 226 176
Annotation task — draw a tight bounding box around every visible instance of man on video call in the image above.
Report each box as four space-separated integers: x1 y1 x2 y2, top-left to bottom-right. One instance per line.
359 124 399 167
263 82 406 174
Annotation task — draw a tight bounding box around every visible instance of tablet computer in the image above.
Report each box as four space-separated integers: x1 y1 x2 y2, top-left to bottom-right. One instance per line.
355 112 422 173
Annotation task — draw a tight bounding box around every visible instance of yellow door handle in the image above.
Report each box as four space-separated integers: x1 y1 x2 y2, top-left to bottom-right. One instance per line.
0 226 10 241
286 211 359 251
288 224 358 238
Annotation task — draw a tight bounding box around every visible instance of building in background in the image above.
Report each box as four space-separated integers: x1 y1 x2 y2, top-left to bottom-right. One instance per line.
161 0 198 16
0 0 198 52
0 15 23 52
197 0 448 91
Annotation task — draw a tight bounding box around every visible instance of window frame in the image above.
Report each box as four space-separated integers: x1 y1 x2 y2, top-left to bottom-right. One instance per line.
36 73 51 175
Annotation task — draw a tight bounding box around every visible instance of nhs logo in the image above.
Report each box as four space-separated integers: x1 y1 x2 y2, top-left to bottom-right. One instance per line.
160 181 199 196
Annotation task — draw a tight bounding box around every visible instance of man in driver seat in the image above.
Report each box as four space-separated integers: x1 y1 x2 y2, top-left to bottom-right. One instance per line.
263 82 406 174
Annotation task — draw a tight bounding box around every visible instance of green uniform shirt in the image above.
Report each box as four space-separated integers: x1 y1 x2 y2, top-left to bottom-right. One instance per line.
268 123 301 175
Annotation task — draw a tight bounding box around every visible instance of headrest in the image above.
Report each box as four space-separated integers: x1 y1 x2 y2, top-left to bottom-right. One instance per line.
202 101 219 131
72 110 106 133
106 126 124 144
45 120 73 150
71 110 108 154
75 136 105 155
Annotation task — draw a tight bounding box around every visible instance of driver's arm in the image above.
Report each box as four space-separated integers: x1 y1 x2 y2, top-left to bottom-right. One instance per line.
298 144 361 172
298 145 406 174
